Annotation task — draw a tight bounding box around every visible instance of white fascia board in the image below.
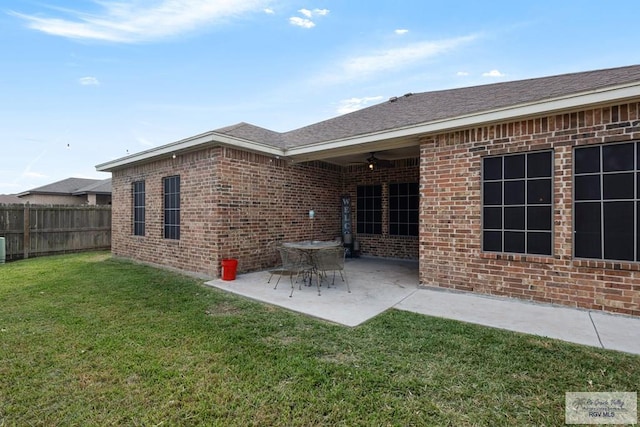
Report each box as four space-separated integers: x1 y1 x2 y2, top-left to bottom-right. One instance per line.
96 131 284 171
286 83 640 158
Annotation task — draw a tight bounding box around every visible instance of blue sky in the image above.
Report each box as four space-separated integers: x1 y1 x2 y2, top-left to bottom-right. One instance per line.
1 0 638 194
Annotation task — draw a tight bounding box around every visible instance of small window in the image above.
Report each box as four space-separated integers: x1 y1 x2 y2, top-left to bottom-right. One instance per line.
482 150 553 256
574 141 640 262
356 185 382 234
132 181 145 236
389 183 419 236
163 176 180 240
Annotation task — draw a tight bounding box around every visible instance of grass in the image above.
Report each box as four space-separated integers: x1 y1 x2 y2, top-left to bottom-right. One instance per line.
0 251 638 426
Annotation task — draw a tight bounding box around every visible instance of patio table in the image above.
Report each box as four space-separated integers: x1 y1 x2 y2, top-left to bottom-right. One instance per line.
282 240 341 250
282 241 341 295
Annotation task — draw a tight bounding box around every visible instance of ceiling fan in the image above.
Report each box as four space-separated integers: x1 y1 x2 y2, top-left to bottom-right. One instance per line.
346 152 394 170
365 152 393 170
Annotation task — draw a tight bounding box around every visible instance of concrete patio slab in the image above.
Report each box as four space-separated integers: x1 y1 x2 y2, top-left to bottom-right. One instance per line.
395 289 602 347
589 311 640 355
206 257 419 327
205 257 640 355
396 288 640 355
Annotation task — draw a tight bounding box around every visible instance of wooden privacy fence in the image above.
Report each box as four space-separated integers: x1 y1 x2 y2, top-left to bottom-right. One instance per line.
0 204 111 261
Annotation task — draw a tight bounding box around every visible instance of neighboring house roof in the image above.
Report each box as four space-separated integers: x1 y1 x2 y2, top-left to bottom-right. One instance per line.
72 178 112 196
0 194 25 204
96 64 640 172
17 177 112 197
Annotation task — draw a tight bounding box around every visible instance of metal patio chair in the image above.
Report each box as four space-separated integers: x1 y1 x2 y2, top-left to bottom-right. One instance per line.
266 241 284 285
271 246 314 297
314 246 350 293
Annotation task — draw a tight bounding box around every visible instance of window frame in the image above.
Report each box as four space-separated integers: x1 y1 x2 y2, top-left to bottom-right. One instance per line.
573 141 640 262
356 184 382 235
163 175 180 240
388 182 419 237
481 150 554 256
132 180 145 236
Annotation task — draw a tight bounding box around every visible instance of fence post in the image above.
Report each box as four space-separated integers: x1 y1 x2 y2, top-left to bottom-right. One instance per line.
23 203 30 259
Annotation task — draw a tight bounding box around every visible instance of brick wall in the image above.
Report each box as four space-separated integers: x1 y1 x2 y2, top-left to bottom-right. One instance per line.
111 147 219 276
111 146 344 278
213 147 343 274
111 144 422 278
420 102 640 316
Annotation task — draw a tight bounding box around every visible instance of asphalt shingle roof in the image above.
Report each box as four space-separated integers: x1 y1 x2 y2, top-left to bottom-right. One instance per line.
19 177 111 196
214 122 285 147
216 64 640 148
73 178 112 195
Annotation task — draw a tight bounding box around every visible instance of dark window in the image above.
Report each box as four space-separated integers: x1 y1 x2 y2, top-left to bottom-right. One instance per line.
357 185 382 234
389 182 419 236
132 181 145 236
163 175 180 240
574 142 640 262
482 151 553 255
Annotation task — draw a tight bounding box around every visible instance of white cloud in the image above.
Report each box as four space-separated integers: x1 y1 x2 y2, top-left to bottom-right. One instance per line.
456 71 470 76
337 96 384 114
264 8 275 14
325 35 477 83
395 29 409 35
482 69 506 77
79 76 100 86
290 8 329 28
289 16 315 28
299 8 329 17
9 0 269 43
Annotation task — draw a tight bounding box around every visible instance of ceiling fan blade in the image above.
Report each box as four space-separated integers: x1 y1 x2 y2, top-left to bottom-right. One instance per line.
359 152 394 169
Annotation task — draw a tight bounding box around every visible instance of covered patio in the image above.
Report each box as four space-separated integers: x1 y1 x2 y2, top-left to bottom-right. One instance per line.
206 257 419 327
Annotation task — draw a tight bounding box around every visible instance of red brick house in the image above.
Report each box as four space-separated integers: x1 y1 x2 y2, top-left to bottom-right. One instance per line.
97 64 640 317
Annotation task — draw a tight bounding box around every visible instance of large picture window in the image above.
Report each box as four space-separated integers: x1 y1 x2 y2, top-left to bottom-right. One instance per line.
389 182 419 236
357 185 382 234
132 181 145 236
163 175 180 240
482 151 553 255
574 141 640 261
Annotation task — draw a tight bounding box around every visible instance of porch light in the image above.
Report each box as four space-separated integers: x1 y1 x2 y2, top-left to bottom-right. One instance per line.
366 153 377 170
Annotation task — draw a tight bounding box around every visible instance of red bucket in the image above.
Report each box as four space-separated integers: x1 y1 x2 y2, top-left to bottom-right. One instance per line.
221 259 238 281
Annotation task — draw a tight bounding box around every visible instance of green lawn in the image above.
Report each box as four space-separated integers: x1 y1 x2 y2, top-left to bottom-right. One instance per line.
0 252 638 426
